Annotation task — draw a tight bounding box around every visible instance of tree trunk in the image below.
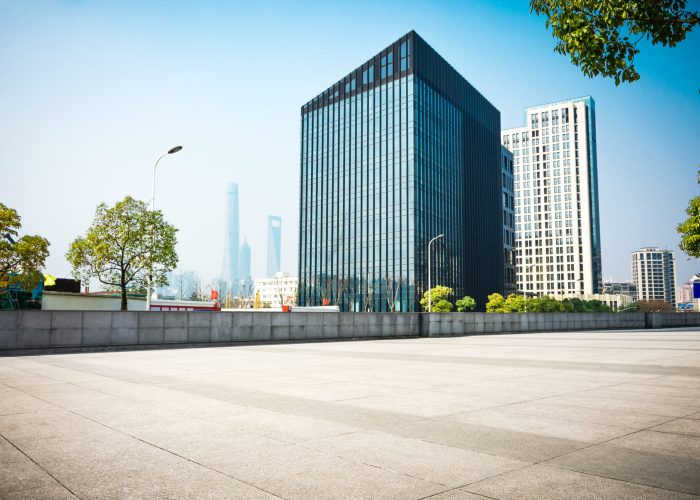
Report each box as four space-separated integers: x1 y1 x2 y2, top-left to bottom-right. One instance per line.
120 282 127 311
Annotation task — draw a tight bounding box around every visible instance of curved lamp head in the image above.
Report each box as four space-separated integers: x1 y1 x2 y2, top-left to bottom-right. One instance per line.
167 146 183 154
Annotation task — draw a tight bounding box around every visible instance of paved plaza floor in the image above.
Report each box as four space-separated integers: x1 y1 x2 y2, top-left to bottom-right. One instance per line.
1 329 700 499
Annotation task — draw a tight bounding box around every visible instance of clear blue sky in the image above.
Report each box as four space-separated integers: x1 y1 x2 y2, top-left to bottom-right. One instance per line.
1 0 698 287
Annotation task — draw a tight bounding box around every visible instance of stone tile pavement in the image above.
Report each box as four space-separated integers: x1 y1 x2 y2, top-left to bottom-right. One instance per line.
1 329 699 499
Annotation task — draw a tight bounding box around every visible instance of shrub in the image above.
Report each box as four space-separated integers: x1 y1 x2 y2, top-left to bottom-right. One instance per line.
420 285 454 312
455 296 476 312
486 293 505 313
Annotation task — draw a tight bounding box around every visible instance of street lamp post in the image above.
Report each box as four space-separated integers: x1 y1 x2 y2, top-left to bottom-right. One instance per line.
427 234 444 313
146 146 182 311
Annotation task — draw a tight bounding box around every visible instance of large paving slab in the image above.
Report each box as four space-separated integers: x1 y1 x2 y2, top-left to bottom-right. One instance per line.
1 328 699 499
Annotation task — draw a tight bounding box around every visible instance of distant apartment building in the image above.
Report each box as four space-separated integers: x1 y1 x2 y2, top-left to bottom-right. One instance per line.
501 146 516 295
298 31 503 311
255 272 298 308
502 96 602 298
675 276 699 310
677 280 693 304
267 215 282 278
602 281 637 301
631 248 677 308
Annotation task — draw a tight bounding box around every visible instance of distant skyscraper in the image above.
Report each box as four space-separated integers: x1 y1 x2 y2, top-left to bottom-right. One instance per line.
163 270 197 300
502 96 602 297
239 239 251 280
221 183 240 294
632 247 677 308
267 216 282 277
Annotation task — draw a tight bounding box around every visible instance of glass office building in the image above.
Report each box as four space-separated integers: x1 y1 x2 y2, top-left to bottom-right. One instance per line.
298 31 503 311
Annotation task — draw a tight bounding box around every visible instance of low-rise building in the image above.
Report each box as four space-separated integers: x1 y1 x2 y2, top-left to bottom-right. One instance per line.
254 273 298 308
581 293 634 311
602 281 637 301
42 291 217 311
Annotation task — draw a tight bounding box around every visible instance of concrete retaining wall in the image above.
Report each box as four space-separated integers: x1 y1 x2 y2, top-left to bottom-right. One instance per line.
1 311 698 354
0 311 421 353
422 312 648 336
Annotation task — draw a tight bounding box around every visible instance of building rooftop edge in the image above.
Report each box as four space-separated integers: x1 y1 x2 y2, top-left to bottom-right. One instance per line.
524 95 594 112
501 96 595 131
632 247 675 253
301 29 417 109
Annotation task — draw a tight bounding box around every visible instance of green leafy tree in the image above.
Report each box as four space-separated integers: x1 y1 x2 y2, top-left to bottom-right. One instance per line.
455 295 476 312
588 299 613 312
503 294 526 313
0 203 50 292
678 170 700 258
66 196 178 311
530 0 699 85
560 298 576 312
420 285 454 312
486 292 506 313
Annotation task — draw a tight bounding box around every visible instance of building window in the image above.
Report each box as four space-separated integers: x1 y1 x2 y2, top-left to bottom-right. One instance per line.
400 40 410 71
362 65 374 85
380 52 393 79
344 78 356 93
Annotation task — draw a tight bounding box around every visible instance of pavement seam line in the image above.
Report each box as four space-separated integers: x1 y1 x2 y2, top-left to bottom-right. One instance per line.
525 415 698 495
5 387 287 500
12 370 471 498
538 463 700 497
0 432 81 499
417 486 498 499
293 439 452 489
242 345 700 377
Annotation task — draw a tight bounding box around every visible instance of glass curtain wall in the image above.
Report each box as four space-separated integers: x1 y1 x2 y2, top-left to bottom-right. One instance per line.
299 72 415 311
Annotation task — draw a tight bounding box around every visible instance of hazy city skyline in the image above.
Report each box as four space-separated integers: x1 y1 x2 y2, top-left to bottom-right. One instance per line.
1 1 698 287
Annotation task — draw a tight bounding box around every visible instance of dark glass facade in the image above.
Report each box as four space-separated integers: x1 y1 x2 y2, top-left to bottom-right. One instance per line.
299 31 503 311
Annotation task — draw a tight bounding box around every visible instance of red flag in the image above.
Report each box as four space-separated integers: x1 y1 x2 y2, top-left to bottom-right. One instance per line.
210 290 219 300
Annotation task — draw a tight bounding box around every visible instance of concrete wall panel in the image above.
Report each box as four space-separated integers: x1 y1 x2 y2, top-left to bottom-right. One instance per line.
211 313 233 342
0 311 18 349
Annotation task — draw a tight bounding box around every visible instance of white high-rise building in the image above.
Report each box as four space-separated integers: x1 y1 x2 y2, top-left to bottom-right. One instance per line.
632 248 677 308
502 96 602 297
